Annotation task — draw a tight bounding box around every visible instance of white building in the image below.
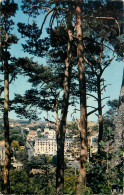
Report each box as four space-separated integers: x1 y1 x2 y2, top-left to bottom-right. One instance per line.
41 128 56 139
27 130 37 141
34 138 57 156
65 138 73 152
88 131 99 154
34 126 73 157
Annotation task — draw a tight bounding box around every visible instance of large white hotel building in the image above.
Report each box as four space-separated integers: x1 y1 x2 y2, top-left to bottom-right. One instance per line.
34 127 73 156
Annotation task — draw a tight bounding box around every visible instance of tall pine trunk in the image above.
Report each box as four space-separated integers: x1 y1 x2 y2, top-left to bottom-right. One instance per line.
76 0 88 192
56 3 73 194
97 74 103 152
3 58 10 194
97 38 104 152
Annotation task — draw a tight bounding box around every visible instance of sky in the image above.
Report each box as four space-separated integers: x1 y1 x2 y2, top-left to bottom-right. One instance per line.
1 0 124 123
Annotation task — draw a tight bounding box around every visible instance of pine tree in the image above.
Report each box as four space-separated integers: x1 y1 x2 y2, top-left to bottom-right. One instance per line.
76 1 88 192
14 1 123 193
0 0 18 193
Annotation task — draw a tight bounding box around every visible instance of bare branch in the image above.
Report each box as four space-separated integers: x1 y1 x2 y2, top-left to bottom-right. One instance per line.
87 93 98 100
44 117 56 125
87 107 98 116
82 15 120 37
47 104 57 112
87 105 97 109
31 4 50 10
101 84 111 92
99 37 104 66
84 56 97 76
102 96 110 101
38 7 67 38
101 53 115 73
49 10 58 29
83 42 98 63
95 113 98 117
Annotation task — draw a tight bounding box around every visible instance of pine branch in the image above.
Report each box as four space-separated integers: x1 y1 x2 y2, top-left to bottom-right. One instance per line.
101 54 115 74
83 56 97 76
102 96 110 101
101 84 111 92
87 93 98 101
87 105 97 109
44 117 56 125
82 15 120 37
38 6 67 38
87 107 98 116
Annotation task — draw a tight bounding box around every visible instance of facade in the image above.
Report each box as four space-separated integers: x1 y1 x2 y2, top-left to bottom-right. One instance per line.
88 131 99 155
34 137 73 157
65 138 73 152
27 130 37 141
34 127 73 156
41 128 56 138
34 138 57 156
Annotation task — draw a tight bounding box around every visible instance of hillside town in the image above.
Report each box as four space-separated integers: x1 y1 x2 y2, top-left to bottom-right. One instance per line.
0 120 98 168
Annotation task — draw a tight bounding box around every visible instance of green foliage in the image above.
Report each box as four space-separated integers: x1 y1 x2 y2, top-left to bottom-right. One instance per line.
29 173 56 195
10 127 20 134
9 126 26 146
64 174 78 194
87 153 112 194
10 134 25 146
91 125 98 131
66 122 78 135
0 126 3 134
63 167 92 194
86 98 123 194
77 184 93 195
52 155 57 166
15 149 28 164
9 168 56 195
10 170 30 195
63 167 78 194
103 99 119 130
0 126 4 141
0 134 4 141
23 129 29 136
107 99 118 109
11 140 19 150
29 155 52 168
0 170 4 194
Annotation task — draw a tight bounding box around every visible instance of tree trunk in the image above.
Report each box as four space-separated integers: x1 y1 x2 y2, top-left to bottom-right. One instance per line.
97 75 103 152
97 38 104 152
76 0 88 192
56 4 73 194
3 59 10 194
56 98 59 134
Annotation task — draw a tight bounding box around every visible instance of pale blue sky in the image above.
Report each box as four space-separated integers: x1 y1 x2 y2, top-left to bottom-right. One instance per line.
5 0 124 122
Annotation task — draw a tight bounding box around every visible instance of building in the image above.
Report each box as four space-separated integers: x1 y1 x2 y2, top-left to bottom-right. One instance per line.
88 131 99 155
27 130 37 141
34 138 57 156
34 126 73 157
65 137 73 152
34 137 73 157
11 160 23 170
41 128 56 138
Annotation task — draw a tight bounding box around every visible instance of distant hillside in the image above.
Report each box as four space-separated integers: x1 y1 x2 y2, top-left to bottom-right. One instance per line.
67 120 97 127
0 118 29 124
87 121 98 127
